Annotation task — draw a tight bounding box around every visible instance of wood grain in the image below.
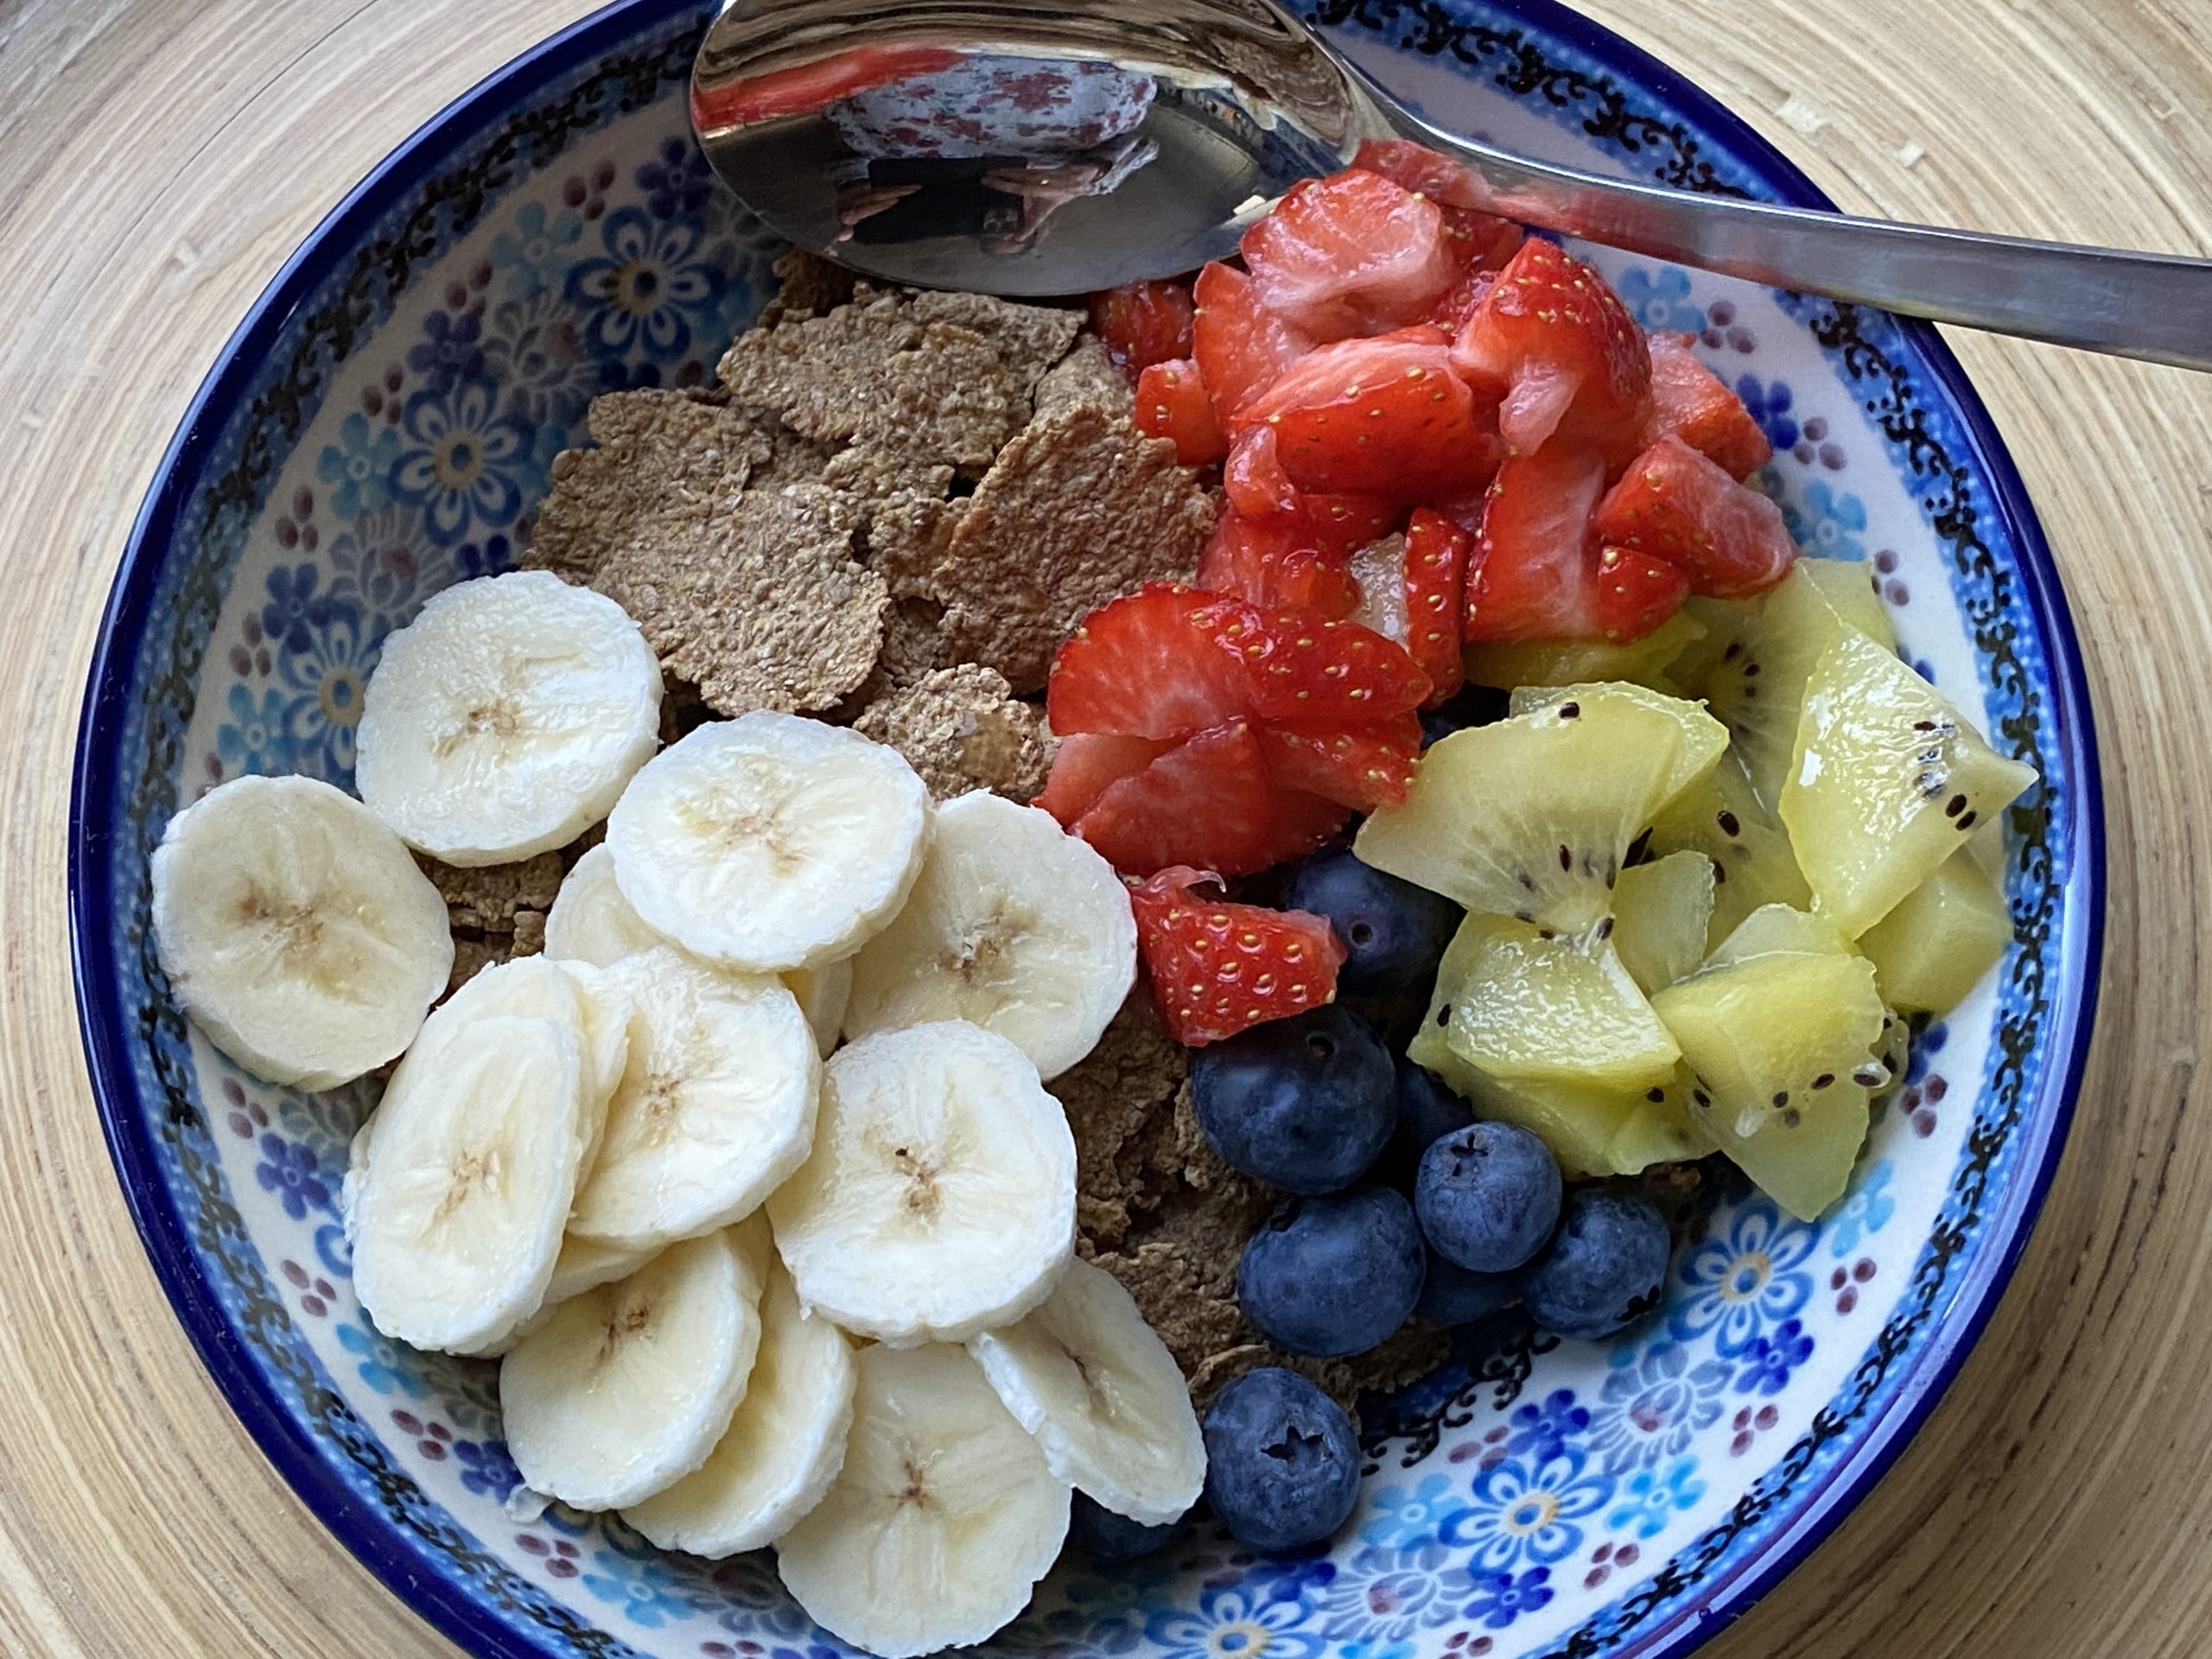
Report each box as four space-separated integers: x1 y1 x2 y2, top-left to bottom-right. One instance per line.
0 0 2206 1653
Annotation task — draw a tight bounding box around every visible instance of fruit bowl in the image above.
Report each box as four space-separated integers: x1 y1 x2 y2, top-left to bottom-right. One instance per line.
70 1 2101 1656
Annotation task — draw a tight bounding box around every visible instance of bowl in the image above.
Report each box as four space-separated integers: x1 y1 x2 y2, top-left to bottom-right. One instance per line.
70 1 2103 1656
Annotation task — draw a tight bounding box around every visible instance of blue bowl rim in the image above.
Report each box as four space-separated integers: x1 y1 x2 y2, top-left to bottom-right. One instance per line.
67 3 2104 1657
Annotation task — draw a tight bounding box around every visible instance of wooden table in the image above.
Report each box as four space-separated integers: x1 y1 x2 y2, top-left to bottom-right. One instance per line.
2 0 2207 1652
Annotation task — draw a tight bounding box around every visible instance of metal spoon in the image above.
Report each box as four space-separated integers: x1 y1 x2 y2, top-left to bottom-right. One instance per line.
691 0 2212 370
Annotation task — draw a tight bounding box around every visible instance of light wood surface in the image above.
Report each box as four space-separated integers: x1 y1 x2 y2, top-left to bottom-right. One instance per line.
1 0 2206 1654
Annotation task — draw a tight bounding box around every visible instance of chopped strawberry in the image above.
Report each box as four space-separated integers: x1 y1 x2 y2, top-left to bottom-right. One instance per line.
1033 732 1175 825
1135 358 1228 466
1592 435 1797 599
1046 582 1260 739
1261 714 1425 810
1294 492 1406 552
1090 279 1196 378
1348 141 1525 286
1224 426 1300 518
1236 329 1501 499
1197 515 1363 619
1449 239 1651 462
1193 261 1313 418
1128 866 1349 1046
1644 332 1771 480
1243 788 1355 870
1402 508 1471 702
1240 607 1433 723
1594 543 1692 639
1463 444 1611 642
1426 264 1501 332
1242 171 1459 338
1073 722 1278 877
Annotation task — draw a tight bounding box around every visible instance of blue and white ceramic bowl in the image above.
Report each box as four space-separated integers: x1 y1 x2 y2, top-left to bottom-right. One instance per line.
71 3 2103 1656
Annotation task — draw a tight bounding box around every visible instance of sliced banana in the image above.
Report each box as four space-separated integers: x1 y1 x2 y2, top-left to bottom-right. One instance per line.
149 774 452 1090
774 1343 1071 1659
767 1020 1076 1346
969 1256 1205 1526
626 1255 856 1557
786 954 855 1060
501 1221 770 1511
434 954 630 1113
548 842 850 1058
543 843 671 967
569 950 820 1251
607 713 931 972
345 1014 591 1355
356 570 662 867
842 792 1136 1080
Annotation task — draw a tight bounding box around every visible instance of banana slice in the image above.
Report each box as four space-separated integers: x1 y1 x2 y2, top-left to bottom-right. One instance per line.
607 713 931 972
149 773 453 1090
543 843 671 967
548 842 849 1058
842 792 1136 1081
774 1344 1071 1659
767 1021 1076 1346
969 1256 1205 1525
356 570 662 867
626 1255 856 1557
435 955 630 1114
457 1230 662 1361
786 955 854 1060
568 950 820 1251
501 1221 770 1510
345 1014 592 1355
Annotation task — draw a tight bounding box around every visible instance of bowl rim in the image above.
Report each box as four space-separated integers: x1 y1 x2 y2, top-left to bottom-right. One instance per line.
68 2 2104 1656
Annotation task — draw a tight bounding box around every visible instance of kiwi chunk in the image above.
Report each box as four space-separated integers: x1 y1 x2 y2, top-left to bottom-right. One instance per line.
1652 947 1886 1219
1857 849 2013 1012
1427 912 1680 1094
1612 852 1715 993
1647 750 1811 947
1675 561 1886 810
1799 557 1896 650
1781 630 2037 938
1357 684 1725 933
1463 610 1706 694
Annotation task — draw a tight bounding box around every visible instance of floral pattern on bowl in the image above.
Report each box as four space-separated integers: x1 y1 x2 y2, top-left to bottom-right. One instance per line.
72 3 2101 1658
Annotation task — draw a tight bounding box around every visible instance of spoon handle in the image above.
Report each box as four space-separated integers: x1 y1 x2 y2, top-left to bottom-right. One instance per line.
1370 80 2212 371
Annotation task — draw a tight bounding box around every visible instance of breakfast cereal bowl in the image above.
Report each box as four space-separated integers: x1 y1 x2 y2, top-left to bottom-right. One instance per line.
71 1 2102 1656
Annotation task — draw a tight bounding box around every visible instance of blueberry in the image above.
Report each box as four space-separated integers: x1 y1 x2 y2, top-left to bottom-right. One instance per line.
1419 684 1510 747
1237 1186 1426 1356
1201 1367 1361 1551
1067 1491 1185 1562
1190 1005 1395 1194
1377 1056 1474 1187
1283 846 1463 995
1415 1252 1521 1325
1518 1187 1673 1341
1414 1122 1563 1273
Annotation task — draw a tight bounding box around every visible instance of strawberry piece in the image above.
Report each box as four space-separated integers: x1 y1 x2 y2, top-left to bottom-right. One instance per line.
1236 329 1501 499
1464 444 1611 642
1135 358 1228 466
1090 279 1196 378
1350 140 1524 281
1242 171 1459 339
1224 425 1300 518
1240 607 1433 723
1592 435 1797 599
1261 714 1425 810
1644 332 1772 480
1197 515 1363 620
1128 866 1349 1046
1193 261 1313 418
1046 582 1261 739
1294 492 1405 552
1033 732 1175 825
1449 239 1652 462
1073 722 1278 877
1594 544 1692 640
1243 788 1355 870
1402 508 1471 702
